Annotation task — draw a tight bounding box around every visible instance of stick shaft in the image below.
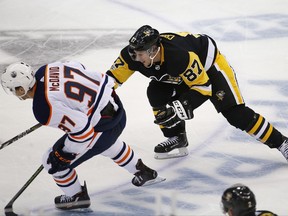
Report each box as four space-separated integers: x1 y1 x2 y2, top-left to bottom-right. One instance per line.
4 165 44 215
0 123 42 150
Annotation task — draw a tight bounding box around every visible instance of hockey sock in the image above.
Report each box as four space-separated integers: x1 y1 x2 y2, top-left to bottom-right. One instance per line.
53 169 82 197
101 139 139 174
245 114 283 148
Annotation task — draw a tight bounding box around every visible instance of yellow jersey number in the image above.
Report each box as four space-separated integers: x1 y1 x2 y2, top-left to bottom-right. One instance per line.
182 58 203 82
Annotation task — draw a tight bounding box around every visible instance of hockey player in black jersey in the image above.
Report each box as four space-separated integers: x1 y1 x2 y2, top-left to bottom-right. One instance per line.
106 25 288 160
221 183 277 216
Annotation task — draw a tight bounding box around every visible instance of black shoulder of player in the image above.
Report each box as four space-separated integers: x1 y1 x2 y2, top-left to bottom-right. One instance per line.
159 34 190 76
35 65 46 80
33 65 51 125
256 210 278 216
160 32 180 40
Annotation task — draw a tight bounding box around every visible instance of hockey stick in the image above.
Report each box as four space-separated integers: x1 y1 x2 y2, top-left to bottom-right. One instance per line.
0 123 42 150
4 165 44 216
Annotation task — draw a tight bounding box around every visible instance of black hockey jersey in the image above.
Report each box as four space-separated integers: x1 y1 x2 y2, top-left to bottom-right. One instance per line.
107 32 218 97
255 210 278 216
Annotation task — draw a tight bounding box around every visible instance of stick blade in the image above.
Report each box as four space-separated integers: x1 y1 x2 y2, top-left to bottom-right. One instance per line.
4 208 18 216
4 204 18 216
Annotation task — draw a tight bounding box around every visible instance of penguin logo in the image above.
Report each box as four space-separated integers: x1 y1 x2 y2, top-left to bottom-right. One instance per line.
216 90 225 101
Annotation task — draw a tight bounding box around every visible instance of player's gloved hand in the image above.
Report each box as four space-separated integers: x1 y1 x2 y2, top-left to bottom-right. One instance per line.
154 100 193 128
47 147 76 174
154 105 181 128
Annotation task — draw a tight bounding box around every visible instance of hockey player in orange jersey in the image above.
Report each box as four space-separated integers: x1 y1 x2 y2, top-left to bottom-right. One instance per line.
1 60 165 210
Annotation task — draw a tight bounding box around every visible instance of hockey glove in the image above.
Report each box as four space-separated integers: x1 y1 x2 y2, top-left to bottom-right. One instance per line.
154 100 193 128
47 148 76 174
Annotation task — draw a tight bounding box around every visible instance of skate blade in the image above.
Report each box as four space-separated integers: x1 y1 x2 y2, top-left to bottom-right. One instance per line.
141 176 166 187
154 147 189 160
55 200 92 212
56 207 93 214
68 208 93 213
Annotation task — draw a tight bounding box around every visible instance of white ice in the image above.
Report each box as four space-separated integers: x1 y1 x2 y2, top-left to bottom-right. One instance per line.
0 0 288 215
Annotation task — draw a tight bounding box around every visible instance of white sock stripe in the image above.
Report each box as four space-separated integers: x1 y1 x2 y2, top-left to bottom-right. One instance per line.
204 37 216 71
254 119 269 140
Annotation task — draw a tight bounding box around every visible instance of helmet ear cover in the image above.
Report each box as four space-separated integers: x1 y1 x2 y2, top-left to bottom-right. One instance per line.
1 61 35 97
129 25 161 52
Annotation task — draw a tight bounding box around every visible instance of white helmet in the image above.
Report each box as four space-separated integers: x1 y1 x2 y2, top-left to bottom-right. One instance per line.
1 62 36 98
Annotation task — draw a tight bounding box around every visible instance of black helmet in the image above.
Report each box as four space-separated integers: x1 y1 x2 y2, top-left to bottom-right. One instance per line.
129 25 160 51
221 184 256 216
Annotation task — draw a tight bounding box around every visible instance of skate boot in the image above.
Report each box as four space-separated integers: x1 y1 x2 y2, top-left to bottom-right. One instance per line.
154 132 189 159
132 159 165 187
54 181 91 210
278 136 288 161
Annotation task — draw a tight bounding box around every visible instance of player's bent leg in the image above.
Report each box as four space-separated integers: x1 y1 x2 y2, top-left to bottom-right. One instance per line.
54 181 91 210
152 106 189 159
42 148 91 210
101 139 165 186
222 105 288 161
147 81 189 159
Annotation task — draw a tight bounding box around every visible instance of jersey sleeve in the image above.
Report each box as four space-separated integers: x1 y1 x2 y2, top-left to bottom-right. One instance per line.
106 47 135 87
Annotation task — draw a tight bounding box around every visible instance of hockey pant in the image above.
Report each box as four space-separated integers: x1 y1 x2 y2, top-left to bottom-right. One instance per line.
42 117 139 197
147 51 285 148
208 52 284 148
43 139 139 197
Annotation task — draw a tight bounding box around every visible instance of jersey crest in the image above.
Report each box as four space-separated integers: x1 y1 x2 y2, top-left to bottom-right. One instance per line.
149 74 183 84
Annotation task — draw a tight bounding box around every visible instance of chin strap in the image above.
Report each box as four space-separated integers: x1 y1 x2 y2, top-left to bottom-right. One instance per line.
147 47 160 68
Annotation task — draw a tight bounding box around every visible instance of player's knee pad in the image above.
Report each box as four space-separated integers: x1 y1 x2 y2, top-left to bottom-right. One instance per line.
221 105 255 131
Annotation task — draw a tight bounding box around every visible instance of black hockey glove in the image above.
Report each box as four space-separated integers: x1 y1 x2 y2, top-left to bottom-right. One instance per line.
47 147 76 174
154 100 194 128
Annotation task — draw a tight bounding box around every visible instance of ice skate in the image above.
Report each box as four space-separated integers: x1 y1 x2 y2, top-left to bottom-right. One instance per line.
132 159 166 187
278 136 288 161
154 132 189 159
54 181 91 210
